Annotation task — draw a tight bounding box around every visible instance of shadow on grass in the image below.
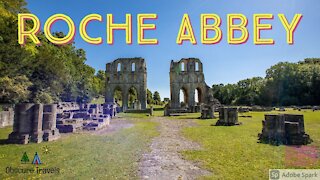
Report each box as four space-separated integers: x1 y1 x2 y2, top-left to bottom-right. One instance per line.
0 138 9 145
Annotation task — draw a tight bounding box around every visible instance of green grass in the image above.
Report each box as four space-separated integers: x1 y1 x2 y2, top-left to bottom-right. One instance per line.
180 110 320 180
0 109 318 179
0 119 158 179
90 96 105 104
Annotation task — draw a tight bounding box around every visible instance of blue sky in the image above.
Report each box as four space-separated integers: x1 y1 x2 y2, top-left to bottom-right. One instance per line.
26 0 320 98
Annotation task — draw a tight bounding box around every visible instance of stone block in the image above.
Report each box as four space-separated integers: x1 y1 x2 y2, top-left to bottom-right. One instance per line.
258 114 312 145
216 107 240 126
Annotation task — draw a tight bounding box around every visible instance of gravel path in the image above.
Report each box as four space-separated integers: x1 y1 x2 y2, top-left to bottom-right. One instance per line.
139 117 211 180
91 117 134 135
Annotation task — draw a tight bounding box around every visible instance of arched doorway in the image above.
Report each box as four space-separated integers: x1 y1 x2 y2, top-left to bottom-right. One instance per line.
113 86 122 107
195 88 202 105
179 87 188 108
128 86 139 109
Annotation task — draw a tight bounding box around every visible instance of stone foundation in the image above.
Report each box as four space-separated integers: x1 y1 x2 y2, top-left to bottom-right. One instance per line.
215 107 241 126
200 104 215 119
258 114 312 145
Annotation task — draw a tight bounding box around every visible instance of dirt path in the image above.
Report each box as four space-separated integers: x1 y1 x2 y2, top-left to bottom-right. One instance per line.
139 117 211 180
91 117 134 135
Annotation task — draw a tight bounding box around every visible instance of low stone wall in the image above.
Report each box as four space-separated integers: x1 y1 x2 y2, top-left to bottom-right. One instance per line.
0 108 14 128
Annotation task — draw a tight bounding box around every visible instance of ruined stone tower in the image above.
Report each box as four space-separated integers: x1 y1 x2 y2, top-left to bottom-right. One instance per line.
170 58 210 110
105 58 147 111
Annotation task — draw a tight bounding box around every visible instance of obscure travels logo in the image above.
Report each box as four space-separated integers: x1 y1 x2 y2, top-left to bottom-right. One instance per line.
5 151 60 175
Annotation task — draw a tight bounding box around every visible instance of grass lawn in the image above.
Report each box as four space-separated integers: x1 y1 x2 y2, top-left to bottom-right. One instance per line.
90 96 105 104
180 109 320 179
0 109 318 179
0 118 158 179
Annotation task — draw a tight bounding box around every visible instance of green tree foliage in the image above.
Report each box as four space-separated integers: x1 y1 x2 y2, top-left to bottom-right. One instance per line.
95 70 106 95
212 59 320 106
128 87 138 105
0 1 104 104
147 89 153 104
153 91 161 105
0 75 32 103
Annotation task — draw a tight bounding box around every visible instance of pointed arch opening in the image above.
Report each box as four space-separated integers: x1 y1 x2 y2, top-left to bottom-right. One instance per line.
128 86 139 109
117 63 121 72
179 87 188 108
195 88 202 105
113 86 122 107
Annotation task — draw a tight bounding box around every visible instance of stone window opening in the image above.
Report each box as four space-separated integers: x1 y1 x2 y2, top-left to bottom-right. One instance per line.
195 62 199 71
117 63 121 72
132 63 136 72
181 62 185 72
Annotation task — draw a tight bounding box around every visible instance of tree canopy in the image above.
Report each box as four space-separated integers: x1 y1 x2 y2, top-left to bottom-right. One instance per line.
0 0 105 104
212 59 320 106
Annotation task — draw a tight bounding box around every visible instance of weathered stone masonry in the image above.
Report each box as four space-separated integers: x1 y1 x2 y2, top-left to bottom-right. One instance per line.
105 58 147 111
0 107 14 128
170 58 210 110
8 103 60 144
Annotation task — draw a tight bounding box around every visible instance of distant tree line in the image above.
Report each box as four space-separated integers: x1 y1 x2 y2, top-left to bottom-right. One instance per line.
212 58 320 106
0 0 105 104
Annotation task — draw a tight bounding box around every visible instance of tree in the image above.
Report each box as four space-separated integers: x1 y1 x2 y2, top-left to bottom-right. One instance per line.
0 76 32 104
95 70 106 96
153 91 161 105
147 89 153 104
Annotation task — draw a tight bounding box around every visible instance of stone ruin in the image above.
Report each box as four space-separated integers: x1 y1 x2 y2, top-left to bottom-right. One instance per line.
200 92 220 119
105 58 147 112
57 102 80 113
42 104 60 141
169 58 215 113
258 114 312 145
56 103 114 133
7 102 117 144
215 107 241 126
0 107 14 128
8 103 60 144
251 106 274 112
200 104 215 119
238 107 250 113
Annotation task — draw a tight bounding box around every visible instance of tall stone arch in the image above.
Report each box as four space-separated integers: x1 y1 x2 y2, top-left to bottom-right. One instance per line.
170 58 210 110
105 58 147 111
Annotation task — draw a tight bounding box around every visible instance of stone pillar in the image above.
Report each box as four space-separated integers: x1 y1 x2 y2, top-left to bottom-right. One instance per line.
150 106 154 116
188 88 195 109
42 104 60 141
8 103 34 144
30 104 44 143
122 90 128 112
140 87 147 110
105 87 114 104
170 85 180 109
